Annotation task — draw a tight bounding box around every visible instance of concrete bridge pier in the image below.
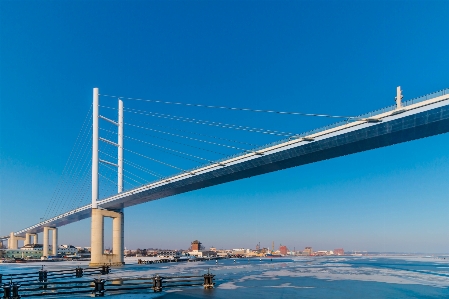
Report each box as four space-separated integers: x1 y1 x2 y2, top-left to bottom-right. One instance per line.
43 227 58 257
25 233 38 245
9 232 25 249
9 232 16 249
89 208 124 267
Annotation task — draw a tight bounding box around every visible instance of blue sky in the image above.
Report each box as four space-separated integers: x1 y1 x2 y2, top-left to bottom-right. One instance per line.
1 0 448 253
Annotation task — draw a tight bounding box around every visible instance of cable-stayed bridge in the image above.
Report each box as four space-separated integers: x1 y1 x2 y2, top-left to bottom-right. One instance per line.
2 86 449 265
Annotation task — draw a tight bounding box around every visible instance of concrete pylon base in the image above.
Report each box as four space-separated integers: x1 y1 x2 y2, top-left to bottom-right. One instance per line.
89 208 125 267
89 261 125 267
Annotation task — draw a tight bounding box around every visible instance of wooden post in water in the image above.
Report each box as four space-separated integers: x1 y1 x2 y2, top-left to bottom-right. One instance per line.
203 269 215 289
153 275 162 292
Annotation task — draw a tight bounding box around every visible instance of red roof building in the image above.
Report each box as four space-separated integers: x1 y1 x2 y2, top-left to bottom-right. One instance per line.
279 245 288 256
334 248 344 255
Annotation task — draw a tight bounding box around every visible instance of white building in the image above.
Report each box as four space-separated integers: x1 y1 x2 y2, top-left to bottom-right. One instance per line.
188 250 217 258
157 250 182 259
2 244 78 259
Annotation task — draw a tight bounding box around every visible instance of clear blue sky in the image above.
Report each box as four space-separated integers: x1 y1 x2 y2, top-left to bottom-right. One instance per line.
1 1 448 253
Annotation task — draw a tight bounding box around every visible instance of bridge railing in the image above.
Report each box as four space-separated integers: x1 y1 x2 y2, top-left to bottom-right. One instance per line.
402 88 449 107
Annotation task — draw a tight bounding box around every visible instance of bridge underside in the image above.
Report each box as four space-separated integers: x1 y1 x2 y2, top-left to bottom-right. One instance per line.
103 104 449 209
14 103 449 236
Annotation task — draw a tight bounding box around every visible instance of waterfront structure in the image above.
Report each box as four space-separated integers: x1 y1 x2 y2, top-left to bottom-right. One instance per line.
2 87 449 266
1 244 78 259
334 248 345 255
315 250 334 256
215 249 232 258
157 250 182 259
191 240 202 251
304 247 313 256
187 240 216 258
280 245 288 256
188 250 217 258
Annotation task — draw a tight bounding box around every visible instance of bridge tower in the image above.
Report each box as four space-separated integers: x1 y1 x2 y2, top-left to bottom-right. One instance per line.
90 87 125 267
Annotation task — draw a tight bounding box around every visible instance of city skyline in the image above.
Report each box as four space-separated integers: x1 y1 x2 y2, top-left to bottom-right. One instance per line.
1 1 449 253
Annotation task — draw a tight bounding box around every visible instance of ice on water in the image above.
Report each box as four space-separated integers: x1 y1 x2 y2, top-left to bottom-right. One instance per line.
1 256 448 298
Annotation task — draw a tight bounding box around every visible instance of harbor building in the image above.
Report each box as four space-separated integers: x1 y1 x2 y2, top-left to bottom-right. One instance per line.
334 248 345 255
1 244 78 259
191 240 202 251
303 247 313 256
279 245 288 256
188 240 216 258
157 250 182 259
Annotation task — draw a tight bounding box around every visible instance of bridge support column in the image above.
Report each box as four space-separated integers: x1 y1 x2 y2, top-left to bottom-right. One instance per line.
33 234 38 244
25 233 31 245
43 227 49 257
9 232 17 249
43 227 57 257
90 208 124 267
7 233 25 249
23 233 37 245
52 228 58 255
16 236 25 248
25 233 38 245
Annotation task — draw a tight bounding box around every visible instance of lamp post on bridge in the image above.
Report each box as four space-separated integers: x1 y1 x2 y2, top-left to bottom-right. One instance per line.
395 86 403 110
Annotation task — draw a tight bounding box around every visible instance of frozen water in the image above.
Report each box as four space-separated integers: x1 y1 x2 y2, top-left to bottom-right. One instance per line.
1 256 448 298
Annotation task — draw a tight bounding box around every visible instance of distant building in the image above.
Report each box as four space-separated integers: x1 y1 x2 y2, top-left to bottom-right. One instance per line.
279 245 288 256
157 250 182 259
303 247 313 256
231 249 246 256
191 240 202 251
334 248 344 255
60 245 78 253
188 240 217 258
75 246 91 253
216 250 231 258
2 244 78 259
188 250 217 258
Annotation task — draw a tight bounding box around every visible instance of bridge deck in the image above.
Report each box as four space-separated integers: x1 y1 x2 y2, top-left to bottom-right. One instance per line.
11 89 449 237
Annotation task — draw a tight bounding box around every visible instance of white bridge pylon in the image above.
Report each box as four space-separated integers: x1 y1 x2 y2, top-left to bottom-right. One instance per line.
91 87 125 266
